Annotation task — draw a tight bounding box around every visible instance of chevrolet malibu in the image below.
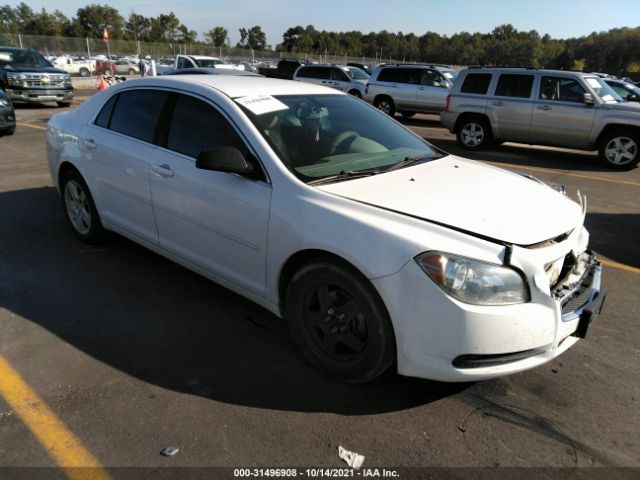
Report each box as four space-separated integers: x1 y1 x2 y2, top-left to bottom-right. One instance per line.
46 76 606 383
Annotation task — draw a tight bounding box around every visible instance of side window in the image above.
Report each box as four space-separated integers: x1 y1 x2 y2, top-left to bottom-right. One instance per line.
94 94 118 128
494 74 534 98
609 84 629 99
377 68 396 82
420 69 444 86
166 94 248 159
460 73 492 94
394 69 417 84
316 68 331 80
297 67 312 78
109 90 168 142
177 57 192 69
331 68 349 82
539 76 585 102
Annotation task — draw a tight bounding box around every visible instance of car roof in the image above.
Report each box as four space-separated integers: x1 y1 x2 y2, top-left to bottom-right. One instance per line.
163 67 262 77
119 75 341 98
186 55 222 60
462 67 600 77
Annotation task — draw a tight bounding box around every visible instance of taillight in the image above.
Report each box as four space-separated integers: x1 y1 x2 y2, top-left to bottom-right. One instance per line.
444 94 451 112
365 83 369 94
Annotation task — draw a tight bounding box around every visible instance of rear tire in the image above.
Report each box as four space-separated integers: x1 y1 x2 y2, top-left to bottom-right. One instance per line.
127 68 136 76
57 101 71 108
599 130 640 170
104 69 112 76
348 89 362 99
284 259 395 383
400 111 416 118
456 116 492 150
79 68 90 77
60 170 104 244
374 96 396 116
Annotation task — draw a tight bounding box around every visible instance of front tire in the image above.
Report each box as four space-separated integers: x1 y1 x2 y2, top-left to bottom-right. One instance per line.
284 259 395 383
79 67 90 77
127 68 136 76
374 96 396 116
599 130 640 170
57 101 71 108
61 170 104 244
400 111 416 118
456 116 492 150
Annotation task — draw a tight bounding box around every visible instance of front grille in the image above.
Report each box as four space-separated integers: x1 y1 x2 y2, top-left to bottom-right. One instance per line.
551 251 599 317
20 74 67 88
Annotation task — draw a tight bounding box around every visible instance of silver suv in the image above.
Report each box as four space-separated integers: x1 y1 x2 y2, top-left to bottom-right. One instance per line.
364 64 456 117
441 67 640 169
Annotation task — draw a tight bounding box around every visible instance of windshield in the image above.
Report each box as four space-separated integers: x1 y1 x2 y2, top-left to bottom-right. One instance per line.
0 49 52 67
346 67 370 80
239 94 441 183
195 58 224 67
585 77 623 103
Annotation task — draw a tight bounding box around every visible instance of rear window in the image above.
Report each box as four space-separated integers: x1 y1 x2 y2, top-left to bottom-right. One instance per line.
108 90 168 143
94 95 117 128
377 68 420 84
460 73 492 94
494 74 534 98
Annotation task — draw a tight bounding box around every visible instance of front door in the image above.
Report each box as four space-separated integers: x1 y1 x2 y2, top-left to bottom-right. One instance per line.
529 76 596 148
149 93 272 296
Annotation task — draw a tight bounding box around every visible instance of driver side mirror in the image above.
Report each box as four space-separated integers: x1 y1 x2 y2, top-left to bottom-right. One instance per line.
196 147 254 176
583 93 595 105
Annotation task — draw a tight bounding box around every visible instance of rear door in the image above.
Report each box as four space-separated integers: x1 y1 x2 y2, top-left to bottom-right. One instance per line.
488 73 535 142
149 93 271 296
530 76 596 148
330 67 351 92
83 89 167 244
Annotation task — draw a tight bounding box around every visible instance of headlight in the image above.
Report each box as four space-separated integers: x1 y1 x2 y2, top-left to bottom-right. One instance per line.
415 252 530 305
0 98 10 107
7 73 23 86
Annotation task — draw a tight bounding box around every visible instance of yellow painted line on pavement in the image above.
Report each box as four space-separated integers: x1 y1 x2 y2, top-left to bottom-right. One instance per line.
600 258 640 274
0 355 112 480
16 122 47 131
481 160 640 187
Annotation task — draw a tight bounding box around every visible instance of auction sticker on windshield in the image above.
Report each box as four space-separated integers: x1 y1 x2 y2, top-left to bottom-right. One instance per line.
235 95 288 115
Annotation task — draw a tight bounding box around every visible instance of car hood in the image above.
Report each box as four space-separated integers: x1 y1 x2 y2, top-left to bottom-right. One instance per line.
316 156 583 246
603 101 640 112
3 65 67 74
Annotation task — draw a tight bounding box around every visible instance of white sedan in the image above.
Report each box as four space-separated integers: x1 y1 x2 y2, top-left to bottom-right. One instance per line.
46 76 606 383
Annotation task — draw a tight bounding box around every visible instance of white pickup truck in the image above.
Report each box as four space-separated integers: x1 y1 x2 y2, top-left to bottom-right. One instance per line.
173 55 242 70
52 57 95 77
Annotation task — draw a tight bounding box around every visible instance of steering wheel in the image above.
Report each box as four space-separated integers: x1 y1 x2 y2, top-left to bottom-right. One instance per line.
329 131 360 155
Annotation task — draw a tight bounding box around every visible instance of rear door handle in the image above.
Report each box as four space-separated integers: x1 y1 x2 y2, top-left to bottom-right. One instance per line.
84 139 97 149
152 164 174 178
537 105 551 111
492 101 505 106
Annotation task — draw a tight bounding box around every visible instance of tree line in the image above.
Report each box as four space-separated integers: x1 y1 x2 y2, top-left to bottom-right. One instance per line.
1 2 639 73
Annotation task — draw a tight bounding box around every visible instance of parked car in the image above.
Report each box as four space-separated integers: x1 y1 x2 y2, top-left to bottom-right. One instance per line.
95 59 117 76
162 67 261 77
0 88 15 136
113 60 140 76
364 64 454 116
293 64 367 97
604 78 640 103
0 46 73 107
441 67 640 169
258 58 309 80
174 55 240 70
46 75 606 383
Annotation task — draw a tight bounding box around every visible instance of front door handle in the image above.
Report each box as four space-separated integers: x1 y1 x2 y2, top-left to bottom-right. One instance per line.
84 139 97 149
492 101 505 106
152 164 174 178
537 105 552 111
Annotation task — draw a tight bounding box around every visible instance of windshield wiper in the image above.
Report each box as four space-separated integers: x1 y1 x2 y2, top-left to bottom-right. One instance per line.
385 154 434 173
308 169 381 186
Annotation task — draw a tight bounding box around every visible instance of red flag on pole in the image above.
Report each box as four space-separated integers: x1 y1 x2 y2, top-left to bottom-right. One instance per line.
102 27 109 42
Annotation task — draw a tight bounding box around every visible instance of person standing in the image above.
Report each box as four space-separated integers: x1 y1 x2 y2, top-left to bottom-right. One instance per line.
138 57 147 77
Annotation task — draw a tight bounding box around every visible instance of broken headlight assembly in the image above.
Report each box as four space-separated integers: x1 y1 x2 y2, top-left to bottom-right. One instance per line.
415 252 530 306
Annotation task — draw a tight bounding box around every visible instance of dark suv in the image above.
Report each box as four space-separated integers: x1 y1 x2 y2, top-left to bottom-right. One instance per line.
0 46 74 107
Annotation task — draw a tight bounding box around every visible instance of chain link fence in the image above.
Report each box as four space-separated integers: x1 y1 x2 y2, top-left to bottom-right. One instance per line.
0 33 386 66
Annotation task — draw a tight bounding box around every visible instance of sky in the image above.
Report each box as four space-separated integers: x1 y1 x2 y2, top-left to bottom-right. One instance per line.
6 0 640 46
